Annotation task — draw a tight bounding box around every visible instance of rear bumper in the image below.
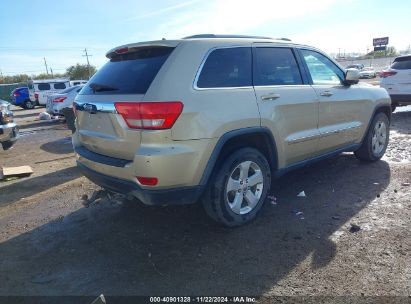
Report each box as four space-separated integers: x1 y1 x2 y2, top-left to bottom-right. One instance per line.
389 94 411 104
0 122 19 143
76 161 204 206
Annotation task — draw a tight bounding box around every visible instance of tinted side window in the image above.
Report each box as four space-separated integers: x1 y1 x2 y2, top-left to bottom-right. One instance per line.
54 83 66 89
254 48 302 86
391 57 411 70
301 49 344 85
37 83 51 91
197 48 252 88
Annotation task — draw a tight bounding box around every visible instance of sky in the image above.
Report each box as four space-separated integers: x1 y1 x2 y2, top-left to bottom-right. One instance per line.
0 0 410 76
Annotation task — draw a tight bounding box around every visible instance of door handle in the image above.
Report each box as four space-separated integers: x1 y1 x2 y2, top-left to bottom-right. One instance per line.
320 91 333 97
261 93 280 101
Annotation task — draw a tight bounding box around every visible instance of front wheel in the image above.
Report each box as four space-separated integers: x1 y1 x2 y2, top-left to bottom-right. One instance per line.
354 112 389 162
202 147 271 227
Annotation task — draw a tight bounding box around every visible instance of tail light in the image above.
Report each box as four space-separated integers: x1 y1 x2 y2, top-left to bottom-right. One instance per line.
136 176 158 186
380 70 397 78
115 47 129 54
13 92 20 97
53 97 67 103
114 102 183 130
34 93 39 100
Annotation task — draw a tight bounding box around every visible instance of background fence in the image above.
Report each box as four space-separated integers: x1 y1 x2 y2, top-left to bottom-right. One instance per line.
0 83 26 102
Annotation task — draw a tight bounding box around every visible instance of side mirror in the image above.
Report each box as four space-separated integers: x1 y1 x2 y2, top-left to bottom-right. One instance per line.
344 68 360 85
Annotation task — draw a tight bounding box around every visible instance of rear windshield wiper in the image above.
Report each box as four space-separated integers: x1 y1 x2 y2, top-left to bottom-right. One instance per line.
88 83 118 93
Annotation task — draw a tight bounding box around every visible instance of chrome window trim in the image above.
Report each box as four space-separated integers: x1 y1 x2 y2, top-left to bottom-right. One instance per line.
193 45 253 91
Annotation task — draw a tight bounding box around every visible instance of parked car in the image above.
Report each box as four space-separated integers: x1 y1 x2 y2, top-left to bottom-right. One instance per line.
380 55 411 111
10 87 30 108
359 67 376 78
28 79 71 108
73 34 391 226
0 99 18 150
346 64 364 70
46 85 84 116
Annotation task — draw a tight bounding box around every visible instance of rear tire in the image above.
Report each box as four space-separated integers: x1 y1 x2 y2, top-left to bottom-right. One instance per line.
354 112 389 162
61 107 76 133
1 141 14 150
391 103 397 113
202 147 271 227
24 100 35 109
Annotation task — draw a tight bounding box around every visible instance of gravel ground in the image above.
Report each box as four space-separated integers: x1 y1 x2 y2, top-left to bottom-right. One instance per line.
0 104 410 303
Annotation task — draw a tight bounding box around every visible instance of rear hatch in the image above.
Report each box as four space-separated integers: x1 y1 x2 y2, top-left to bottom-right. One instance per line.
382 56 411 94
75 44 176 160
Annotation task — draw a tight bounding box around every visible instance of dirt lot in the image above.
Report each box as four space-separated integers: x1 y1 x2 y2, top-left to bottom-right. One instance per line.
0 102 410 301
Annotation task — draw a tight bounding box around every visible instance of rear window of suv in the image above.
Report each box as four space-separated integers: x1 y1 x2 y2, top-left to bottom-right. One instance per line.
391 57 411 70
80 47 174 95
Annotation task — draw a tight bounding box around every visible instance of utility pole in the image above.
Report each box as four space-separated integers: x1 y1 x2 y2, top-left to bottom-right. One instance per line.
50 68 54 78
43 57 49 75
83 48 92 79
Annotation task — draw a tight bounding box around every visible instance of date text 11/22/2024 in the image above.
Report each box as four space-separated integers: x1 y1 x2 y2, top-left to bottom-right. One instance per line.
149 296 256 303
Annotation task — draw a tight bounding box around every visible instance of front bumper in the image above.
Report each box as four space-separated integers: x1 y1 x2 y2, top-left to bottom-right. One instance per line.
77 161 204 205
0 122 19 143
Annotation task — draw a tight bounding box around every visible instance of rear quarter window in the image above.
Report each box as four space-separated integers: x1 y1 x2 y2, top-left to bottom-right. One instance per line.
80 47 174 95
196 47 252 88
54 83 67 89
37 83 51 91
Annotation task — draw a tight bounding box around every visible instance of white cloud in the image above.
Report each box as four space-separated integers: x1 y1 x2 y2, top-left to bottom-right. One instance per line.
124 0 202 21
143 0 347 39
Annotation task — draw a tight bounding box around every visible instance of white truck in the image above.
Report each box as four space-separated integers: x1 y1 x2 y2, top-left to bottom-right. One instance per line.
28 78 71 109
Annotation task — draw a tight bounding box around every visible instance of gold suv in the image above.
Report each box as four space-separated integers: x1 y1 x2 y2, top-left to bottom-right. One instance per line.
73 34 391 226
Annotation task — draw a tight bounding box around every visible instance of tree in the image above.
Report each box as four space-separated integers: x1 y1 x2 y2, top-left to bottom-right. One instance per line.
0 74 30 84
386 46 397 56
66 63 96 80
33 73 65 80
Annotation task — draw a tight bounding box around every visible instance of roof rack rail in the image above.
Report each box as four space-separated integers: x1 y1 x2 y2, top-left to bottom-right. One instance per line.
183 34 273 40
